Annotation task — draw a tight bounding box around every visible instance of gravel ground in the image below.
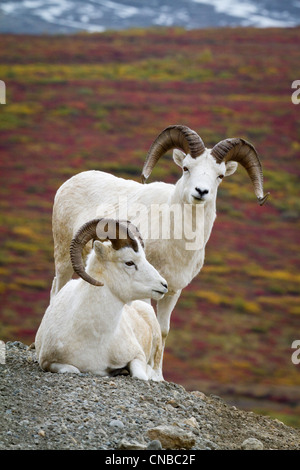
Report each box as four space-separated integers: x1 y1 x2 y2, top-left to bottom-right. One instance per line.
1 341 300 451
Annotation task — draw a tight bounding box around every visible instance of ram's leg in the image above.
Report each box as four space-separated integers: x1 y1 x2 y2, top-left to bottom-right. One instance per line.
147 365 164 382
156 290 182 377
129 358 148 380
49 363 80 374
157 290 182 344
50 262 73 299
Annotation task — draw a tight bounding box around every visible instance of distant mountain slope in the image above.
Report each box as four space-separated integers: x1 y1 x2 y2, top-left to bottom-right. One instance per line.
0 0 300 34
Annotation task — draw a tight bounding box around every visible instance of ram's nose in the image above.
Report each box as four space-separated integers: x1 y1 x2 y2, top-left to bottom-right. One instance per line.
195 187 209 198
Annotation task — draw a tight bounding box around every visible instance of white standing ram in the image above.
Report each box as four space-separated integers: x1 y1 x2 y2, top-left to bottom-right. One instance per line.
35 218 168 379
50 125 269 374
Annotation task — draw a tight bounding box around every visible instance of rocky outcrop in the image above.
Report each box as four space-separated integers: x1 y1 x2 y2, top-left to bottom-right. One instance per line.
1 341 300 450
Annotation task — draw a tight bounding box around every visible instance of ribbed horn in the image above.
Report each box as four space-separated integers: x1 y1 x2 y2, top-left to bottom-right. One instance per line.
211 138 270 206
119 219 145 248
70 218 139 286
141 125 206 183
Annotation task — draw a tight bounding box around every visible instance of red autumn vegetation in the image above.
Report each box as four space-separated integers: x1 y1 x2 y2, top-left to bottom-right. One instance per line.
0 27 299 426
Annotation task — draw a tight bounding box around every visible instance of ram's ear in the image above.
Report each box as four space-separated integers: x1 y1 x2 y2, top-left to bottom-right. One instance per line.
225 161 238 177
93 240 111 260
173 149 186 168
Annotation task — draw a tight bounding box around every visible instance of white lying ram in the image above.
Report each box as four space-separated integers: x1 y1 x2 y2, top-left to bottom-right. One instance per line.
50 125 269 373
35 218 168 380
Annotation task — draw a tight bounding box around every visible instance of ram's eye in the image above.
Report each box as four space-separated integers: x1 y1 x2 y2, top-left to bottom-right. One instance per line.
125 261 135 267
183 166 189 172
218 174 224 180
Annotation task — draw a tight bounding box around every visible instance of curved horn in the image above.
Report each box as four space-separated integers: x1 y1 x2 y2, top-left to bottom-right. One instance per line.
211 138 270 206
119 219 145 248
141 125 206 183
70 218 139 286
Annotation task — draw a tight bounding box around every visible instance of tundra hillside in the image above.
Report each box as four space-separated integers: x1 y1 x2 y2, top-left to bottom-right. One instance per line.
0 27 299 426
